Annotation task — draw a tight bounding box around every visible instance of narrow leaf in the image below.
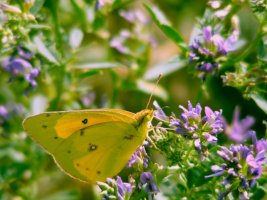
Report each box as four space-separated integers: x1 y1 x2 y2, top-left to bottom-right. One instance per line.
33 36 58 64
251 92 267 114
144 56 186 80
144 4 187 51
74 62 122 70
137 79 168 100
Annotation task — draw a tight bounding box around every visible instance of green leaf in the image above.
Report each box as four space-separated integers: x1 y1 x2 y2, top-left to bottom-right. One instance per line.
28 24 51 30
33 36 59 64
144 4 187 51
136 79 168 100
250 92 267 114
74 62 123 70
258 37 267 61
41 189 81 200
186 167 209 188
30 0 45 15
143 56 186 80
69 28 84 49
75 70 101 78
70 0 88 30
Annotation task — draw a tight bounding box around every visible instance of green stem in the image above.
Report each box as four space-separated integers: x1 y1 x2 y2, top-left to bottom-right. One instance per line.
47 0 64 59
48 65 66 110
194 83 204 104
183 140 194 164
110 70 119 108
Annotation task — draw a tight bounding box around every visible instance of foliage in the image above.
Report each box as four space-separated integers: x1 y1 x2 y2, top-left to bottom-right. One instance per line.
0 0 266 200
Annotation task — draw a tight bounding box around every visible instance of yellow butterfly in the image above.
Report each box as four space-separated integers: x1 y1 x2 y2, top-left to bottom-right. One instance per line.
22 108 153 183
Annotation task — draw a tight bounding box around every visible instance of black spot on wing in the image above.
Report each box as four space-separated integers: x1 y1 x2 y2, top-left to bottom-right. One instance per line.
88 144 97 151
42 125 48 128
80 129 84 136
67 150 71 154
97 171 101 174
54 136 58 139
82 118 88 124
124 134 134 140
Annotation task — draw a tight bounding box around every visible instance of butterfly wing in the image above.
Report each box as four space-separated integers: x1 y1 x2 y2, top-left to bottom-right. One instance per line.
53 121 143 182
23 109 136 154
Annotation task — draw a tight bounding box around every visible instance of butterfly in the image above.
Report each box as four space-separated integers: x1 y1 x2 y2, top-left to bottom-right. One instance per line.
22 108 153 183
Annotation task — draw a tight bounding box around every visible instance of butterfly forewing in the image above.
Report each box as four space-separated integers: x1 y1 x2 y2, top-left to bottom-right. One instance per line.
23 110 136 154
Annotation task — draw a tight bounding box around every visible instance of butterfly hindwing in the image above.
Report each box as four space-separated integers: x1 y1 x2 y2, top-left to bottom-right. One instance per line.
53 121 143 182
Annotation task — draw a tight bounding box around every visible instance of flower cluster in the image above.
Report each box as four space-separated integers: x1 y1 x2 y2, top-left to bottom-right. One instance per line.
98 176 132 200
1 47 39 91
127 145 149 168
189 26 238 79
170 101 224 158
0 3 35 48
206 134 267 199
109 9 155 56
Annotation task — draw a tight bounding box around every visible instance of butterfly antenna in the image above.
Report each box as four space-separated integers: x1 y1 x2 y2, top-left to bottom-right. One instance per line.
146 74 162 109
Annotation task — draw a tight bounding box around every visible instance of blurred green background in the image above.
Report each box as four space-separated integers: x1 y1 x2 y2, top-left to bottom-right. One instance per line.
0 0 266 199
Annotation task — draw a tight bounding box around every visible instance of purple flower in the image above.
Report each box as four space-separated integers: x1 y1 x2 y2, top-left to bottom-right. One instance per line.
153 101 168 121
17 46 33 60
255 139 267 154
127 146 149 168
120 10 149 25
0 106 8 119
110 30 131 54
2 57 39 88
2 58 32 75
224 107 255 143
81 92 96 107
206 141 267 199
0 103 25 126
203 106 224 134
25 68 39 87
95 0 113 9
100 176 132 200
116 176 132 200
189 26 238 79
211 34 237 55
0 105 9 124
202 26 212 43
170 101 223 158
139 172 158 194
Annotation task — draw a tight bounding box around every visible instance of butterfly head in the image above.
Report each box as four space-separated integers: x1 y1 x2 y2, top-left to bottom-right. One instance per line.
134 109 154 126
